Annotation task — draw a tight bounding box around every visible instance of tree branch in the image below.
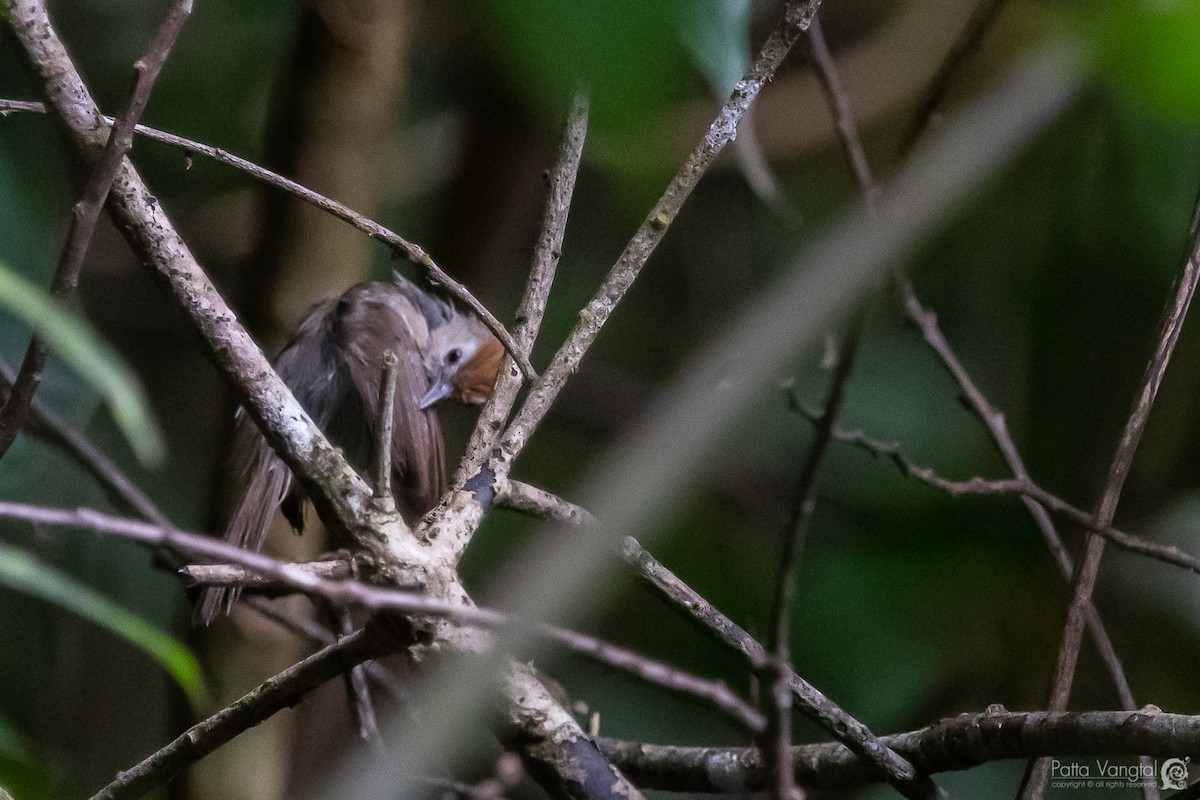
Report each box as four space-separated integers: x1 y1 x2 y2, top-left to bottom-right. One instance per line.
89 624 392 800
0 0 191 460
493 481 935 800
1024 194 1200 800
2 0 406 567
458 92 590 484
0 97 533 381
500 1 824 456
598 707 1197 793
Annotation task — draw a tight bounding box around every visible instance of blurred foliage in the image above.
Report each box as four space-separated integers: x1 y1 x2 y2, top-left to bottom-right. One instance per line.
0 261 164 465
0 541 206 709
1088 0 1200 122
0 1 1199 799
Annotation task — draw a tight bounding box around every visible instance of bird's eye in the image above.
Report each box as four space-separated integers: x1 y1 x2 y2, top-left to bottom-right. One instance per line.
447 348 462 365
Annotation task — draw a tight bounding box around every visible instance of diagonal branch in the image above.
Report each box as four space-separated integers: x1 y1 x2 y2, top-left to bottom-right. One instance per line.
2 0 398 563
500 1 824 456
0 98 534 381
0 0 192 460
458 92 590 484
1022 197 1200 800
493 481 937 800
89 624 392 800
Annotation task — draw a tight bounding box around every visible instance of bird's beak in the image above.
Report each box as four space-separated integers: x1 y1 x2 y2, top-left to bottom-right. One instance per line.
419 375 453 410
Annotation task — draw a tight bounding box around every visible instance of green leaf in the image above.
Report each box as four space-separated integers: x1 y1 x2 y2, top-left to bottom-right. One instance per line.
1088 0 1200 122
477 0 693 132
0 260 165 466
678 0 751 95
0 541 207 709
0 716 30 765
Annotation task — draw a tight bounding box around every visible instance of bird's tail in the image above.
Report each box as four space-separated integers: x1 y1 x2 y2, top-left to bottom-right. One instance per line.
194 441 292 626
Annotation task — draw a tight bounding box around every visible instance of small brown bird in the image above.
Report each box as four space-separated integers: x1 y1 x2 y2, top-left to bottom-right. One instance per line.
196 274 503 625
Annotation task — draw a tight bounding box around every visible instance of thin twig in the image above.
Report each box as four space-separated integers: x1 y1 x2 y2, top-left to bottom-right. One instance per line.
0 0 192 458
372 350 398 512
492 481 935 800
806 14 878 202
761 326 861 800
458 92 589 483
0 97 533 382
501 1 824 455
0 358 168 525
334 607 386 754
755 17 883 799
557 630 765 735
900 0 1011 152
89 625 391 800
758 22 924 796
799 408 1200 578
1022 199 1200 800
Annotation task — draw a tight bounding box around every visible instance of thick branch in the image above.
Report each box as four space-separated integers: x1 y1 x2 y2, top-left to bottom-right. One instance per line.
2 0 396 560
598 708 1198 793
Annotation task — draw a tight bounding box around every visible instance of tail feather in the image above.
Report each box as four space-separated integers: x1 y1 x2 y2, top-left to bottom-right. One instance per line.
194 440 292 626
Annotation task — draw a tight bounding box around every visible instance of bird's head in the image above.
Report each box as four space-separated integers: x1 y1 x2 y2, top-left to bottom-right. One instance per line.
419 313 503 409
390 272 503 409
